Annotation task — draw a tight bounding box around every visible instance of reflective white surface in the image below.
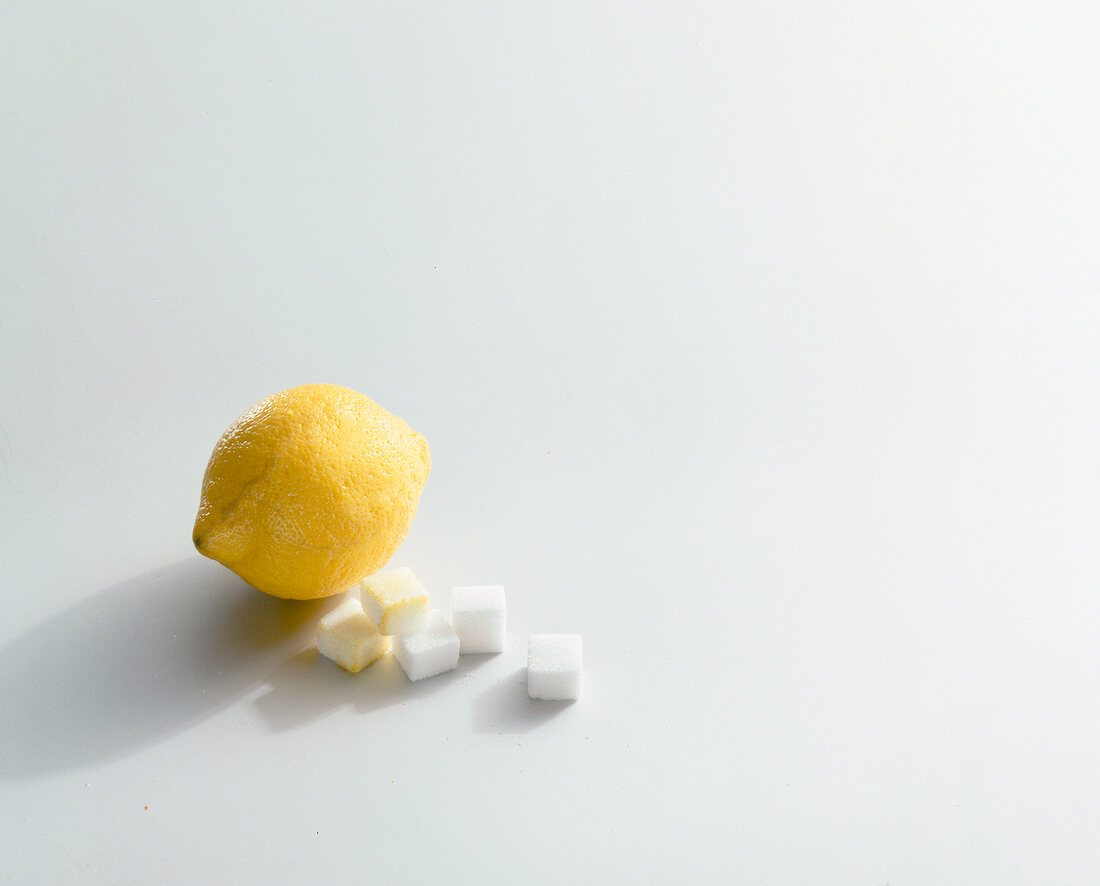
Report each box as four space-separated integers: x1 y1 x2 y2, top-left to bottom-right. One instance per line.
2 2 1098 882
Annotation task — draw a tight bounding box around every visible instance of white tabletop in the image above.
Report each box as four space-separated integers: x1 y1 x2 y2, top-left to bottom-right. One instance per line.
2 3 1098 883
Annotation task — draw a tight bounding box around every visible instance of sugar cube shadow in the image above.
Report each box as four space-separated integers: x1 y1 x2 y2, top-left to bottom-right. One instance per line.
0 558 344 778
472 668 575 734
253 644 493 732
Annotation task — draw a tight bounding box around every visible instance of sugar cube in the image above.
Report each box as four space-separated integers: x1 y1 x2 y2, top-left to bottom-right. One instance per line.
527 634 582 700
359 567 430 636
316 597 390 673
392 611 460 681
450 585 506 654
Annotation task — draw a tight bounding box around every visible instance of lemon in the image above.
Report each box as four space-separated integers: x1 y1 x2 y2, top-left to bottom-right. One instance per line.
192 384 430 600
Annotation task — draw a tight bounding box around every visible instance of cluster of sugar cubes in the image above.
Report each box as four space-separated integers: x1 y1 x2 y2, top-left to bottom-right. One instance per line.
317 566 457 680
317 567 581 699
317 569 509 681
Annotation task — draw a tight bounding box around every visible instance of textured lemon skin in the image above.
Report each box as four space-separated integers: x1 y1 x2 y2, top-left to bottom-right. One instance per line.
192 384 430 600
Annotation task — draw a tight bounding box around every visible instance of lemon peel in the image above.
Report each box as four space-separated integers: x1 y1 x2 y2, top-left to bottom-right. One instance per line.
192 384 430 599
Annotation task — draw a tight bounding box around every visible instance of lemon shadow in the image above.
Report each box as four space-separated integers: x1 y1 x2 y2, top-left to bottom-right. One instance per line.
0 558 345 779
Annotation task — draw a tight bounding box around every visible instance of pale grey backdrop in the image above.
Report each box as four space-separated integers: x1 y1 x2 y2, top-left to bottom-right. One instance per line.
2 2 1098 883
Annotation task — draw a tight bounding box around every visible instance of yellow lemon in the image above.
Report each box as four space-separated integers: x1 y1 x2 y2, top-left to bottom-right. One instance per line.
192 384 430 600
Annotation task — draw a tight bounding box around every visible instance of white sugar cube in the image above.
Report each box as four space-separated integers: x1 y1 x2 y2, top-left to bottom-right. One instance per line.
527 634 582 700
317 597 390 673
450 585 506 654
359 567 430 636
392 611 460 681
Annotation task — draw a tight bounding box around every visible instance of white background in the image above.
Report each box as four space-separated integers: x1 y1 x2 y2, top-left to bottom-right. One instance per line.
2 2 1099 883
